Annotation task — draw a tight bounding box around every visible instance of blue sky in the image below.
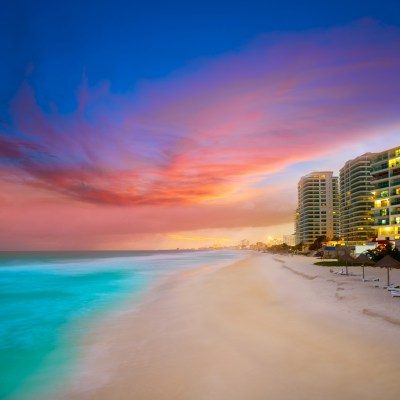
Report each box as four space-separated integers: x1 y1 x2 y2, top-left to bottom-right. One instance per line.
1 0 400 249
2 0 400 117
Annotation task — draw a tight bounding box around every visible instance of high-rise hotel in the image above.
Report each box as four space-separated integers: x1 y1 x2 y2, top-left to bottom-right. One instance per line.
295 146 400 247
371 146 400 241
339 153 376 242
296 171 340 245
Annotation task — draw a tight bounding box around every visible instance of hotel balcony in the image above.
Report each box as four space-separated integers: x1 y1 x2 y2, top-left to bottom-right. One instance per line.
301 205 321 211
371 164 389 173
301 193 321 200
374 181 390 190
390 207 400 215
390 168 400 177
371 153 389 164
390 179 400 187
373 220 390 226
373 211 389 217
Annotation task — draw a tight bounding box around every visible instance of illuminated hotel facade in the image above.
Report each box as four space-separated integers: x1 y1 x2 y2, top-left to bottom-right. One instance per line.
339 153 376 242
371 146 400 241
296 171 340 245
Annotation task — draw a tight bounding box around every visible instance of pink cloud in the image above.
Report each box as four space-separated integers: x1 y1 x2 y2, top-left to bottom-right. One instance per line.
1 21 400 248
0 180 294 249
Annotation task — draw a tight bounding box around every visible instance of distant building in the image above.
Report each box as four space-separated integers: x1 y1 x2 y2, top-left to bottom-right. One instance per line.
265 236 283 246
296 171 340 245
283 234 296 247
339 153 376 243
371 146 400 241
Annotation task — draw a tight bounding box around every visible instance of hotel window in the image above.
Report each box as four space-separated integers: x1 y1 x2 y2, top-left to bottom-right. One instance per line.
381 190 389 198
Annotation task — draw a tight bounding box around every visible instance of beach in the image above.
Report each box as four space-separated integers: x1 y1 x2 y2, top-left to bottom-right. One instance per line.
57 253 400 400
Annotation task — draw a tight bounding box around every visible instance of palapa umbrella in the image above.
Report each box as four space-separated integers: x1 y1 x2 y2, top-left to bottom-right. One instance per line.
374 255 400 286
338 252 355 275
354 253 375 280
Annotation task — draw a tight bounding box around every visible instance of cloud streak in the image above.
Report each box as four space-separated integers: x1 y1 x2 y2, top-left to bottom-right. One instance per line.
1 21 400 248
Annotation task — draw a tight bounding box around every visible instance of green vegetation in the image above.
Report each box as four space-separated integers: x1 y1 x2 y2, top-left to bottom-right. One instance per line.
266 243 291 254
365 242 400 262
265 242 305 255
309 235 328 251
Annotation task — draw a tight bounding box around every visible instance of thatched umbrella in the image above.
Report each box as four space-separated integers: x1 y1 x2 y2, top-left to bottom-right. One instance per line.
354 253 375 280
338 253 355 275
374 255 400 286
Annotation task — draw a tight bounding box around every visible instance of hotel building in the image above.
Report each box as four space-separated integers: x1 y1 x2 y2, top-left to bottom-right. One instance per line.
296 171 340 245
371 146 400 241
339 153 376 242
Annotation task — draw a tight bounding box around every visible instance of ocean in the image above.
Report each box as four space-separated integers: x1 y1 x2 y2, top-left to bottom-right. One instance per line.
0 250 245 399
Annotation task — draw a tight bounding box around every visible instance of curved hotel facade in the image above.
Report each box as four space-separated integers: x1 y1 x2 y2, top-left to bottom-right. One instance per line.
371 146 400 241
339 153 376 242
296 171 340 245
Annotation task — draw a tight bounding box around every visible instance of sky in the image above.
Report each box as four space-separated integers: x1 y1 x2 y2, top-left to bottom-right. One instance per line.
1 0 400 250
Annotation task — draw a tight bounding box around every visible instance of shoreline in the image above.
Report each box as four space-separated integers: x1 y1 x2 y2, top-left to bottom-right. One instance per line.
56 253 400 399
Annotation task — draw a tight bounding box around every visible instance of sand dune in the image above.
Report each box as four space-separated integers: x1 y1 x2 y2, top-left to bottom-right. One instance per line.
57 253 400 400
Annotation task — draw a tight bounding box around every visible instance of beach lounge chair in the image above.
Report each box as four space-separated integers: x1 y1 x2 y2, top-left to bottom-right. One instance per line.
374 283 397 289
363 277 379 282
385 284 400 290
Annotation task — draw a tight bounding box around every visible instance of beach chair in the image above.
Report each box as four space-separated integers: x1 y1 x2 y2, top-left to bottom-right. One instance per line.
385 284 400 290
363 277 379 282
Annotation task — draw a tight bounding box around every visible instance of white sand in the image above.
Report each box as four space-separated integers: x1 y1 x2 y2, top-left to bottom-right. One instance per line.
57 253 400 400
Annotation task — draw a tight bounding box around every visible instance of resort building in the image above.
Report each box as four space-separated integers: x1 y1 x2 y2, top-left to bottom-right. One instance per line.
296 171 340 246
371 146 400 241
339 153 376 243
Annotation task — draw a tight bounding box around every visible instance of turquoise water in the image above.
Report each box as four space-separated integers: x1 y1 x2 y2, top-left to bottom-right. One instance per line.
0 250 243 399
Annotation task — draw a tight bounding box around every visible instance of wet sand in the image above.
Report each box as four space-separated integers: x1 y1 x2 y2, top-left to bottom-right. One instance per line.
57 253 400 400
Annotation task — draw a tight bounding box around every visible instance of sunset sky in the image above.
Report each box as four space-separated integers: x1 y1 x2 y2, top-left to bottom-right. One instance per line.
1 0 400 250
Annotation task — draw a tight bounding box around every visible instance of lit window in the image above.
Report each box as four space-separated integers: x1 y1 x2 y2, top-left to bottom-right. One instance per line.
381 191 389 198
